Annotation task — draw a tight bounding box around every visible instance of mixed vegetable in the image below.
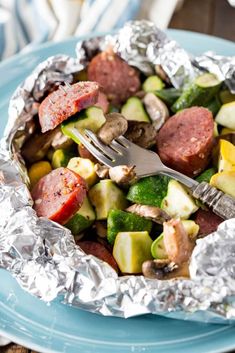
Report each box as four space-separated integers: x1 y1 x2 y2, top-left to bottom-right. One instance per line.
21 49 235 280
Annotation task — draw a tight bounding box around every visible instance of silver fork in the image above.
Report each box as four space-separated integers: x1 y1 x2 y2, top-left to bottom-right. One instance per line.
72 127 235 220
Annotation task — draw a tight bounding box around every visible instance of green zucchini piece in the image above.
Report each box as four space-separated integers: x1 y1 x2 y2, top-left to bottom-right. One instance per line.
205 96 221 116
67 157 97 187
89 180 128 220
121 97 150 122
151 233 167 259
61 107 106 145
161 180 198 219
107 209 152 245
196 168 216 183
65 197 95 234
127 175 170 207
219 90 235 104
155 88 182 106
171 73 221 112
113 231 153 274
51 149 73 169
142 75 165 92
215 102 235 130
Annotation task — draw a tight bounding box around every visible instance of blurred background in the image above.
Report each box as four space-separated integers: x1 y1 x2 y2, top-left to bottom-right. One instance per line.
0 0 235 61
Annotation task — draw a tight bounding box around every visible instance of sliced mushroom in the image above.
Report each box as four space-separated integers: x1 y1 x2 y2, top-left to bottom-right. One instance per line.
51 130 73 150
163 219 194 265
142 259 176 279
94 163 110 179
97 112 128 145
109 165 136 186
21 127 59 163
124 121 157 149
126 204 170 224
143 93 169 131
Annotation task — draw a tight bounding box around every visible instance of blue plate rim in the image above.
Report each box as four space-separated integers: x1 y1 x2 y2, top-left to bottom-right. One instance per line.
0 29 235 353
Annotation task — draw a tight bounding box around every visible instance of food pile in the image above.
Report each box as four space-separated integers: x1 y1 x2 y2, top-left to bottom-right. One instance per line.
21 49 235 280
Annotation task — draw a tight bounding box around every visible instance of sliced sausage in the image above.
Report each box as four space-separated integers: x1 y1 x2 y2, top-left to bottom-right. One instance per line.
163 219 194 265
77 241 119 272
39 81 99 133
31 167 87 225
94 92 109 113
87 51 140 106
157 107 214 177
194 209 223 237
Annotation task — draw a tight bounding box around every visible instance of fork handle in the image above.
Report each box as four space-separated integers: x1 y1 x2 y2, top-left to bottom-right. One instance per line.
192 181 235 220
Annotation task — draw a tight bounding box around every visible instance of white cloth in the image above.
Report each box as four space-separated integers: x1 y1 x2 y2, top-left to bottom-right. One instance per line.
0 0 141 59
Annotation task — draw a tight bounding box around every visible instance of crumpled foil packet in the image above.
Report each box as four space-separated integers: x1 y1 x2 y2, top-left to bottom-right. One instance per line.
1 20 235 323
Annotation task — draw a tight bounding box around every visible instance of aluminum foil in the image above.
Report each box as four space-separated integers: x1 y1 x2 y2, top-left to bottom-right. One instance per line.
1 20 235 324
193 52 235 93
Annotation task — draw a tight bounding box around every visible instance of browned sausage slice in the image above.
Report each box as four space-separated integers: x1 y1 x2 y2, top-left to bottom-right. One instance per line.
31 167 87 225
157 107 214 177
77 241 119 272
194 209 223 237
39 81 99 133
87 51 140 106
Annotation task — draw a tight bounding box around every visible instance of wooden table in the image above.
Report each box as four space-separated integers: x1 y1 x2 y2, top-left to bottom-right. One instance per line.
1 0 235 352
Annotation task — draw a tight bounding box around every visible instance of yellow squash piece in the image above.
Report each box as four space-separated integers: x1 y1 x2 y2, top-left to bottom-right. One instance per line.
28 161 52 188
221 127 235 135
213 122 219 137
210 171 235 198
67 157 97 187
215 102 235 129
218 139 235 172
113 231 153 274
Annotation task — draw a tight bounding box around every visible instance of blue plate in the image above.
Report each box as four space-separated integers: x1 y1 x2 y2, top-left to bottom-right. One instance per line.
0 30 235 353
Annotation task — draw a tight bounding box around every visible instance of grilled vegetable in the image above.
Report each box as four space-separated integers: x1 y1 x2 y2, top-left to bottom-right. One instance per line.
210 171 235 198
28 161 52 188
161 180 198 219
127 175 170 207
218 139 235 172
113 231 153 273
196 168 216 183
107 209 152 245
171 73 221 112
215 102 235 130
89 180 128 220
219 90 235 104
142 75 165 92
61 107 106 144
121 97 150 122
51 149 73 169
67 157 97 187
65 196 95 234
206 96 221 116
155 88 182 106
